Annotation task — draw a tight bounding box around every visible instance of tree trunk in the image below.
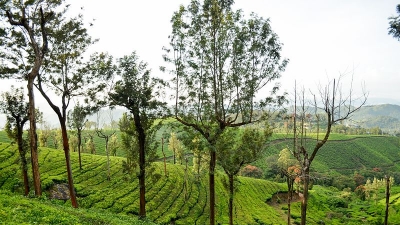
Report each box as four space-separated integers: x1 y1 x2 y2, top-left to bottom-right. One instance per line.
27 79 41 196
60 121 78 208
105 137 110 181
17 126 29 196
301 168 310 225
197 153 201 177
162 138 167 176
209 149 216 225
385 175 390 225
228 174 234 225
184 156 188 200
78 130 82 170
287 177 293 225
134 113 146 218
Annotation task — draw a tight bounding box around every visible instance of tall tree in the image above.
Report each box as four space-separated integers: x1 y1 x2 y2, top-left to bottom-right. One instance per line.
164 1 288 223
68 101 90 170
216 126 271 225
388 4 400 41
109 52 168 218
0 86 30 195
0 0 66 196
292 76 367 225
33 9 100 208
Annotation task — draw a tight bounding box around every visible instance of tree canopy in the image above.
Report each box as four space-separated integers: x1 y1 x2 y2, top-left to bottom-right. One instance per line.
109 51 168 218
163 1 288 223
388 4 400 41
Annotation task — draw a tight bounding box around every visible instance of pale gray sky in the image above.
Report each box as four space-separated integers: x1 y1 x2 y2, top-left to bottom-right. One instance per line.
66 0 400 104
2 0 400 127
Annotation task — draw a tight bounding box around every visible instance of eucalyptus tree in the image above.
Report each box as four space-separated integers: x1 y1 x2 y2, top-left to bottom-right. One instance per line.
216 126 271 225
30 10 98 207
0 0 68 196
292 76 367 225
109 52 168 218
68 101 91 170
0 86 30 195
163 1 288 223
388 4 400 41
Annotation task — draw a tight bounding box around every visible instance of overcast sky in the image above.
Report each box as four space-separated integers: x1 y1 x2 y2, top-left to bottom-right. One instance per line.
64 0 400 105
2 0 400 127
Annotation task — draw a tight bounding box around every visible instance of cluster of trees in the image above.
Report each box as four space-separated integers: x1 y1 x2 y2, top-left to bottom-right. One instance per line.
331 124 384 135
3 0 399 224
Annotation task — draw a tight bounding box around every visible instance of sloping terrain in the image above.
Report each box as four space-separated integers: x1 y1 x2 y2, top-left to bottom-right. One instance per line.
0 189 155 225
0 142 286 225
259 136 400 177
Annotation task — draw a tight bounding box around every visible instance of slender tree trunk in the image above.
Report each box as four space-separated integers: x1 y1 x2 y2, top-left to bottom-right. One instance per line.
385 175 390 225
287 177 293 225
78 130 82 170
105 137 110 181
228 174 234 225
209 149 216 225
197 153 201 177
17 128 29 196
301 168 310 225
184 156 188 200
162 138 167 176
134 113 146 218
27 80 41 196
138 138 146 218
60 122 78 208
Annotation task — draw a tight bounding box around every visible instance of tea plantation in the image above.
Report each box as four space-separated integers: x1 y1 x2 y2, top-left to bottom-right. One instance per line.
0 142 286 224
2 134 400 224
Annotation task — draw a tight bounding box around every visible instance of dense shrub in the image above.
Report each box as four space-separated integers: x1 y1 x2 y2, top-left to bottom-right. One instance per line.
240 165 263 178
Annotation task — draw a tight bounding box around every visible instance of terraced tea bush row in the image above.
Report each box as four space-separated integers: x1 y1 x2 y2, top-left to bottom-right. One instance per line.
0 142 288 224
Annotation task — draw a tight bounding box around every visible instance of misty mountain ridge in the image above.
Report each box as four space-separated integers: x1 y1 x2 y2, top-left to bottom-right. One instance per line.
1 104 400 133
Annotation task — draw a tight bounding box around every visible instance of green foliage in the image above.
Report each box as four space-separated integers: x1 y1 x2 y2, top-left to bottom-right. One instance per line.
0 0 65 79
168 132 184 164
68 134 78 152
68 102 90 137
85 133 96 154
118 113 159 175
108 133 119 156
389 4 400 41
217 126 271 176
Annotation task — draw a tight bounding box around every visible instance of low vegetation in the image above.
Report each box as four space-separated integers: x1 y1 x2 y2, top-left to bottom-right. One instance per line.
0 190 156 225
0 142 285 224
1 133 400 224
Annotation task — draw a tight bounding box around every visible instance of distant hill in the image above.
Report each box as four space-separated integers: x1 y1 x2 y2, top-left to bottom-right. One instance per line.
350 104 400 132
2 104 400 133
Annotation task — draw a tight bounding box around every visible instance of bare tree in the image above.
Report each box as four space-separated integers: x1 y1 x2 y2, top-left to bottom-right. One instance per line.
292 74 367 225
95 109 116 181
